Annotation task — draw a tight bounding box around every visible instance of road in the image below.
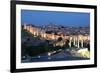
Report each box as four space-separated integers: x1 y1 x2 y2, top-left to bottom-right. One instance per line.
22 49 89 63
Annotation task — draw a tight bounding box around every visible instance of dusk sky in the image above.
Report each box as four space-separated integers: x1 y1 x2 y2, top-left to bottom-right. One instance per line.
21 10 90 27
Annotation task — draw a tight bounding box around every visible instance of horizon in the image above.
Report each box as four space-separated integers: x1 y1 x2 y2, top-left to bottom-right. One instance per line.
22 23 90 28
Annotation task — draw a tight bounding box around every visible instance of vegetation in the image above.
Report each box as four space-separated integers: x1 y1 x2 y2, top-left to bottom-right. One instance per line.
21 29 90 58
22 42 63 57
21 29 34 37
21 29 63 57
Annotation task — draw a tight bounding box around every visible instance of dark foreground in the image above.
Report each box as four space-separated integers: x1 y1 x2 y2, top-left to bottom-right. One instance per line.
21 49 89 63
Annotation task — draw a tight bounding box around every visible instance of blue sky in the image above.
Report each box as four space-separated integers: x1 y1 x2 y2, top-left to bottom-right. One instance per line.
21 10 90 27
